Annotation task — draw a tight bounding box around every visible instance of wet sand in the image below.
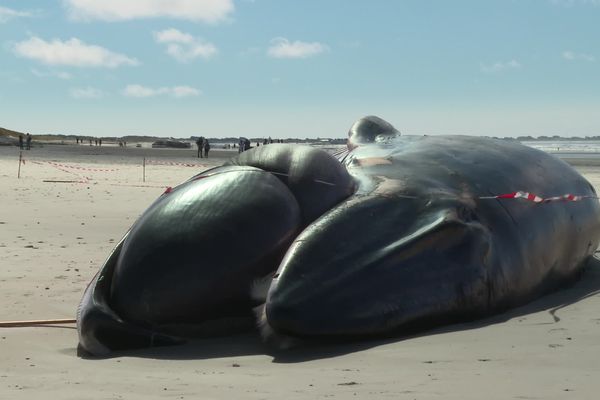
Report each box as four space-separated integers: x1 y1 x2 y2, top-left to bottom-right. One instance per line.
1 142 600 399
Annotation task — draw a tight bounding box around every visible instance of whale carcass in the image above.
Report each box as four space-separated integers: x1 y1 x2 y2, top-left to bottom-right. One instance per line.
77 116 600 355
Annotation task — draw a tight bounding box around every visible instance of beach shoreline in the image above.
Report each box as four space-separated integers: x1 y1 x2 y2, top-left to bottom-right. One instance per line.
2 143 600 399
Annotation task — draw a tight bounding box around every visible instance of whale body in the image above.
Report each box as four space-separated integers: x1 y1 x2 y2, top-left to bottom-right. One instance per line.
77 116 600 355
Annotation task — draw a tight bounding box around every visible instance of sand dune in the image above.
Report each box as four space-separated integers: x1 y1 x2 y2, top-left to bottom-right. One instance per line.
1 143 600 399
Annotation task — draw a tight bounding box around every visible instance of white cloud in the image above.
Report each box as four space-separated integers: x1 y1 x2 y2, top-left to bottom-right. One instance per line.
31 68 72 80
267 38 328 59
70 87 104 99
154 28 193 43
64 0 234 23
0 6 33 23
123 84 200 98
551 0 600 6
14 37 139 68
480 59 521 73
171 86 201 97
562 50 595 62
123 84 162 98
154 28 217 62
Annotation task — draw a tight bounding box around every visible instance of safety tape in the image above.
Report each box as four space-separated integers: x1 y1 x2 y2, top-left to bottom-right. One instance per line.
30 160 91 183
164 169 599 204
146 160 209 168
479 191 599 203
46 161 118 172
21 157 600 204
27 160 117 173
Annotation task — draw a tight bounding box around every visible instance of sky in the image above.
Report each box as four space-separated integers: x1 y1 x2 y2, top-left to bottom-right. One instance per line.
1 0 599 139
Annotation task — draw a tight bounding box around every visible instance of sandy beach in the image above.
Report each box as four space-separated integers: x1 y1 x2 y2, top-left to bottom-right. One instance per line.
1 142 600 400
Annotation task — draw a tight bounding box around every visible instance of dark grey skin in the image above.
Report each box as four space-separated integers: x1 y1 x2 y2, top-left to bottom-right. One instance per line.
262 117 600 339
77 148 355 356
77 116 600 355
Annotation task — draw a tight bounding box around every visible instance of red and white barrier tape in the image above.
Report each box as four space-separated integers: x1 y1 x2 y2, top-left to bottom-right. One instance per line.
170 169 600 204
28 160 116 173
46 161 118 172
146 160 208 168
479 191 598 203
30 160 90 183
19 157 600 204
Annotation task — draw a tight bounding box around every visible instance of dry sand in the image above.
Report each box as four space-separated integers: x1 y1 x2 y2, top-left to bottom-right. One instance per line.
1 143 600 399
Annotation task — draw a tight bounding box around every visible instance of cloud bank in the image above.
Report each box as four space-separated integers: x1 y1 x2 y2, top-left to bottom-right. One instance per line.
551 0 600 6
31 68 72 80
267 38 328 59
70 87 104 99
123 84 200 98
64 0 234 23
563 50 595 62
0 6 33 23
480 59 521 73
14 37 139 68
154 29 217 62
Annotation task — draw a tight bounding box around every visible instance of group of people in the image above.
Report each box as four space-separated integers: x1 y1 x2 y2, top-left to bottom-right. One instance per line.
238 137 251 153
263 137 284 145
196 137 211 158
75 137 105 146
237 136 283 153
18 133 32 150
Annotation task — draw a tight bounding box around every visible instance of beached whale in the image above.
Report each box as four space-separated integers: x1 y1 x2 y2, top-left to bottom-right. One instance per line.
77 116 600 356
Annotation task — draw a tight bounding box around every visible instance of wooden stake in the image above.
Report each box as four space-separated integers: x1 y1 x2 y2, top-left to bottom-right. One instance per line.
17 150 22 178
0 318 76 327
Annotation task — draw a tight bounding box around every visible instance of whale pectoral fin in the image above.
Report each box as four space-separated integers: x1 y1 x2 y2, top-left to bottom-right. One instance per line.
77 234 183 357
264 199 493 337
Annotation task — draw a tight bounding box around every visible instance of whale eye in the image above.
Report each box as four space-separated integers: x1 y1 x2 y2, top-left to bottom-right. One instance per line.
457 205 477 222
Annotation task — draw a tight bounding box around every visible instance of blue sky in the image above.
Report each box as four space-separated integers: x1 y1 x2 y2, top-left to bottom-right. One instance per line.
1 0 599 138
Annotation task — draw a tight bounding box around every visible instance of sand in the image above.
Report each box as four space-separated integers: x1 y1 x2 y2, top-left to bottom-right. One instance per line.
1 142 600 399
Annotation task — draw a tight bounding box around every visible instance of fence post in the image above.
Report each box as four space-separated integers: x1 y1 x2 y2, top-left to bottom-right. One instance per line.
17 151 22 179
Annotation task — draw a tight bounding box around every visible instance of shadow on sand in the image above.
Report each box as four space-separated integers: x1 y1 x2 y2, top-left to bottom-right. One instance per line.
80 258 600 363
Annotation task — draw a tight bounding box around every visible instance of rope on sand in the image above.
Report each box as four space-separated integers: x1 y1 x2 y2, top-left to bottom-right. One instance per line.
0 319 76 327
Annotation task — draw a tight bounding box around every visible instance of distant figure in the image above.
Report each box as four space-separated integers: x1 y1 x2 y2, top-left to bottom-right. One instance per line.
25 133 32 150
238 138 244 153
196 136 204 158
204 140 210 158
256 142 260 147
18 134 24 150
244 138 251 151
99 139 102 146
89 139 92 146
